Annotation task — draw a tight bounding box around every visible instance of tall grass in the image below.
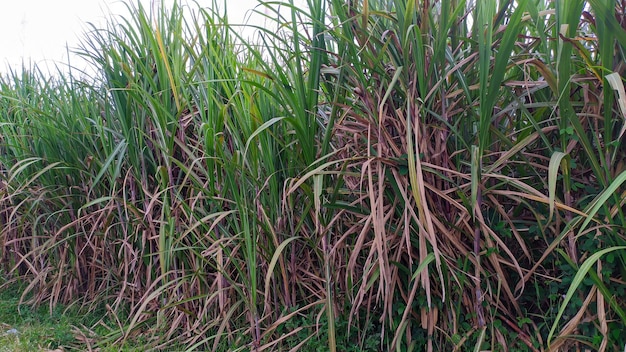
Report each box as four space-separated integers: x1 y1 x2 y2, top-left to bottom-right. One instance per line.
1 0 625 350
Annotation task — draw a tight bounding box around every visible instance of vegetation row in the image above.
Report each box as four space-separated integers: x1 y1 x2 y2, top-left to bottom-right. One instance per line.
1 0 625 350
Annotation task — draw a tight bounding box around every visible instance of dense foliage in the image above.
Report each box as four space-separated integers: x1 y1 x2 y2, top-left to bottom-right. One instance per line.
1 0 625 350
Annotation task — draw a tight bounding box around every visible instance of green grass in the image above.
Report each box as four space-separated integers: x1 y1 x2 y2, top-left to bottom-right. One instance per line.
0 278 91 351
0 274 158 351
0 286 75 352
1 0 626 350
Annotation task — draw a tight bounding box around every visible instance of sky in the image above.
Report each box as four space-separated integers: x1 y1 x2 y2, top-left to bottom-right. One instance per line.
0 0 293 74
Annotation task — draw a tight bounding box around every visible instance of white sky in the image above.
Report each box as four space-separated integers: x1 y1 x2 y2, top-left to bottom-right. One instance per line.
0 0 301 75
